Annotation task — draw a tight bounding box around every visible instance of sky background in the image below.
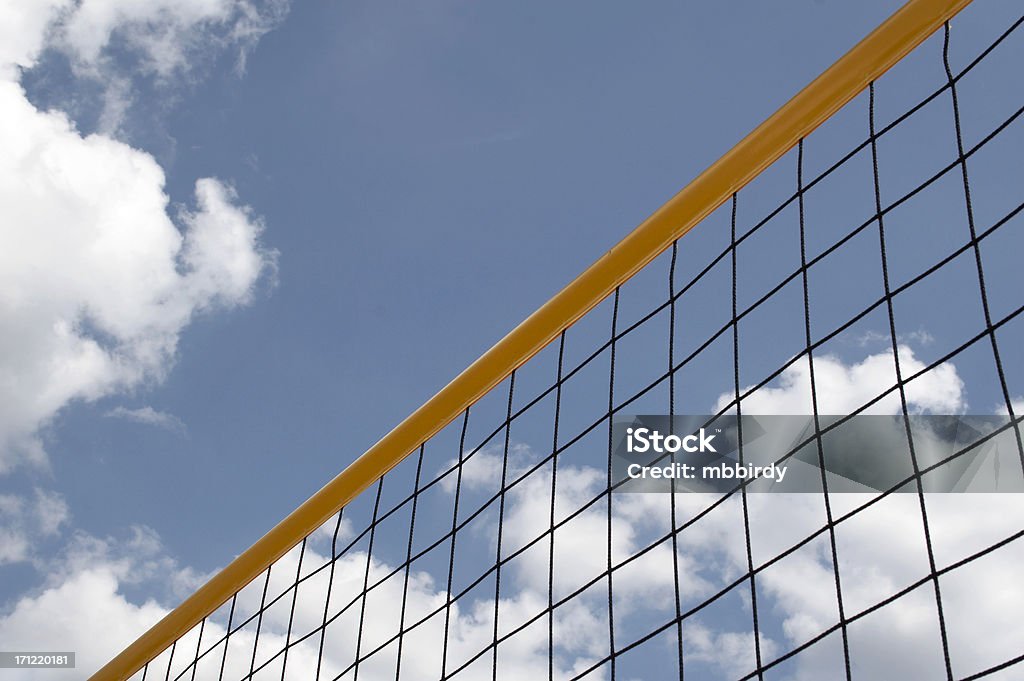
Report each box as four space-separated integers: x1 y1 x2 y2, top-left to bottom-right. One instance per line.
1 0 1023 678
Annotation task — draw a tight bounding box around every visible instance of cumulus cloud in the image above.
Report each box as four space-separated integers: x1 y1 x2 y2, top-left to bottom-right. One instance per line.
0 570 168 677
3 434 1022 679
683 623 779 680
50 526 212 600
0 88 275 467
699 346 1024 679
698 492 1024 681
60 345 988 681
0 0 289 676
0 1 280 471
0 1 287 675
716 345 965 416
0 523 222 677
0 523 614 680
0 440 695 678
439 443 535 495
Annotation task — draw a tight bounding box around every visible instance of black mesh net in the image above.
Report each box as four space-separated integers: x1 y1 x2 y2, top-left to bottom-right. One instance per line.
128 8 1024 681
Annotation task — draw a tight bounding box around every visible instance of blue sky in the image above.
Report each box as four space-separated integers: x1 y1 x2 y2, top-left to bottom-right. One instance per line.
8 0 915 572
1 0 1023 679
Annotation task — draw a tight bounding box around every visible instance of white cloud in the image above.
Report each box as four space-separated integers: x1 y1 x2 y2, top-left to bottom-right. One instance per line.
683 623 779 680
443 444 712 611
1 1 287 78
33 489 71 536
0 1 286 674
309 512 355 548
0 440 693 679
717 345 965 416
439 443 534 495
997 398 1024 416
368 364 1017 679
699 347 1024 679
105 406 186 434
0 0 291 676
0 569 168 678
0 83 275 468
857 328 935 347
0 0 280 469
0 523 615 680
0 489 69 565
0 0 68 77
55 0 289 76
3 436 1021 680
0 524 220 677
3 0 289 131
50 526 212 601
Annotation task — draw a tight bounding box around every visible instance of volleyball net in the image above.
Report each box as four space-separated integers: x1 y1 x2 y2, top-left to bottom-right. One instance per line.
93 1 1024 679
